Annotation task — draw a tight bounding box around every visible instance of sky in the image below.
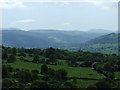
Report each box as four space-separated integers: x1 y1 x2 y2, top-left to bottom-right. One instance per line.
0 0 118 31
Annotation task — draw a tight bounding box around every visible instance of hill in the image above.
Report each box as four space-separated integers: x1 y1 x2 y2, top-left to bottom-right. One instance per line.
1 28 114 48
87 33 118 44
66 33 119 54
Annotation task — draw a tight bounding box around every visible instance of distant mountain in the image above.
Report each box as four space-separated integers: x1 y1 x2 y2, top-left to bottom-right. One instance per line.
0 28 22 31
1 28 114 48
87 33 118 44
86 29 116 35
2 30 51 48
65 33 119 54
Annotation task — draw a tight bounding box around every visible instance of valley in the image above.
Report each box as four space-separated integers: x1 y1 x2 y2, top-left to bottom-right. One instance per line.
1 28 118 54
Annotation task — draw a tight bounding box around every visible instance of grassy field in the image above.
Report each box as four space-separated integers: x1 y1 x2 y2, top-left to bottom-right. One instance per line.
68 79 98 88
9 55 120 80
49 65 104 79
6 54 120 88
9 59 102 88
9 59 105 79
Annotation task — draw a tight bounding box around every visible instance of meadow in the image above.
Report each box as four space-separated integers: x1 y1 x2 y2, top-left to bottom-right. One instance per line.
9 55 105 79
9 58 103 88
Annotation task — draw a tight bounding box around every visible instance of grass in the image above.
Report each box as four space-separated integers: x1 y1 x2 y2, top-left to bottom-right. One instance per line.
115 72 120 79
8 56 120 88
68 79 98 88
10 55 119 80
10 59 105 79
77 79 98 88
9 59 42 71
48 65 104 79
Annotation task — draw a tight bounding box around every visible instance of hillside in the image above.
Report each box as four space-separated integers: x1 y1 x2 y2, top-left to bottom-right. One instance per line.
1 28 113 48
87 33 118 44
66 33 119 54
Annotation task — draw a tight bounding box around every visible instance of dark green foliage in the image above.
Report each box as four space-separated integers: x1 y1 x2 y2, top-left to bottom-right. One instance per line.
80 61 92 67
33 55 39 63
48 55 57 64
15 69 32 83
7 54 16 63
18 53 26 57
115 60 120 71
31 80 49 88
54 69 67 81
19 56 24 62
96 65 103 74
93 80 112 89
12 47 17 55
60 81 75 88
43 47 56 58
41 64 48 74
94 62 116 80
31 70 39 74
103 62 115 72
2 78 15 89
2 46 120 89
2 64 12 78
2 51 8 60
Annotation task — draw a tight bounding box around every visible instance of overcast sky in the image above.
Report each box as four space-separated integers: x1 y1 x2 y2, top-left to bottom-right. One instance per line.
0 0 118 31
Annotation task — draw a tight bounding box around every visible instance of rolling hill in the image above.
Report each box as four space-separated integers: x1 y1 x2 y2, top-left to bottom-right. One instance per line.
1 28 114 49
65 33 119 54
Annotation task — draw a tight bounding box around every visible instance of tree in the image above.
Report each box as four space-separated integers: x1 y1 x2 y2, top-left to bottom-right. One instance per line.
33 55 39 63
92 62 99 70
115 60 120 71
95 79 112 88
31 80 49 88
80 61 92 67
106 72 115 80
2 64 10 78
16 69 32 83
8 54 16 63
7 48 12 54
43 47 56 58
31 70 39 74
12 47 17 55
87 79 112 89
2 78 14 88
19 56 24 62
103 62 115 80
41 64 48 74
55 69 67 81
48 55 57 64
103 62 115 72
2 51 8 60
96 65 103 74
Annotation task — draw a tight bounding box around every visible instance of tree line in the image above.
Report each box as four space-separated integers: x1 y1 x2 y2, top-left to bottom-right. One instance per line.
2 46 120 89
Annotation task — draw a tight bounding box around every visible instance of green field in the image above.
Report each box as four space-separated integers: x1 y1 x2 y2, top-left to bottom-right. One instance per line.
68 79 98 88
9 59 103 88
10 58 105 79
9 55 120 80
3 46 120 88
